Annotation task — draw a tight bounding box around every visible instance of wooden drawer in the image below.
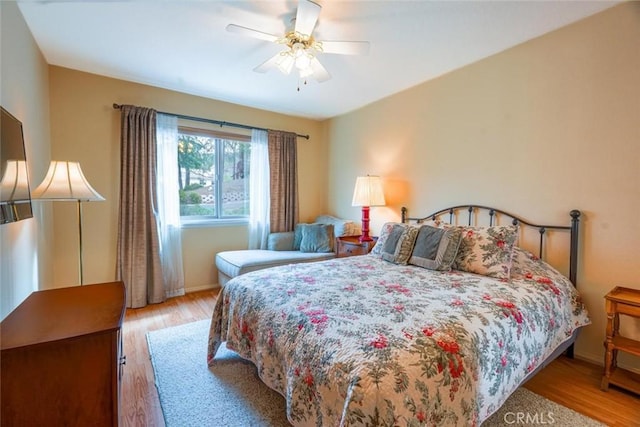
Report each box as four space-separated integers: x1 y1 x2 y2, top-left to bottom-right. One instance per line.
336 236 377 258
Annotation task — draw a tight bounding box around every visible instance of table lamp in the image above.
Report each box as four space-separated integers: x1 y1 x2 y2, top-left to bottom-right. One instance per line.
351 175 385 242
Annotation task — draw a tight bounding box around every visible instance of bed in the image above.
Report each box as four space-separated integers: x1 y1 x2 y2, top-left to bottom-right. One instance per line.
207 205 591 426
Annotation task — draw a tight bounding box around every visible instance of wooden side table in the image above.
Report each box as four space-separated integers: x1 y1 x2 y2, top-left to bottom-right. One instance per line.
336 235 377 258
601 286 640 394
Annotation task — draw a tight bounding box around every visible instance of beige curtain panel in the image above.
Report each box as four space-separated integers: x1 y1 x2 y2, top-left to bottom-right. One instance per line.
116 105 164 308
268 130 299 233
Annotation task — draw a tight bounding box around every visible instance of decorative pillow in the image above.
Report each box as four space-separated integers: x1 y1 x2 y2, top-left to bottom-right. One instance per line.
299 224 335 253
267 231 295 251
510 246 572 288
371 222 407 255
380 224 419 265
453 224 519 279
293 223 305 250
315 215 361 237
510 246 556 279
421 218 450 228
409 225 463 271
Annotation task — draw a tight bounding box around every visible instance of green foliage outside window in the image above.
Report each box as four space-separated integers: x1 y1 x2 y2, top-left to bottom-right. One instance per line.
178 130 250 220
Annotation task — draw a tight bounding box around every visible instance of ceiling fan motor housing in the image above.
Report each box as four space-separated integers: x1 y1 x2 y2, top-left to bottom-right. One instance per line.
282 31 322 53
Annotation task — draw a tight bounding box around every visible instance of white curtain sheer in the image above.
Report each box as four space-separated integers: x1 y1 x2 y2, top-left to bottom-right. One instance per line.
156 114 185 297
248 129 270 249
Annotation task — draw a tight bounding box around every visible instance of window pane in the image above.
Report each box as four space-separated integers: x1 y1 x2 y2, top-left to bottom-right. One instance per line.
178 134 216 217
221 140 251 217
177 129 251 220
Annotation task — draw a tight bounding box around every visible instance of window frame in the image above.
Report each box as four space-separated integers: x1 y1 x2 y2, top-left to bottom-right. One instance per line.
177 126 251 228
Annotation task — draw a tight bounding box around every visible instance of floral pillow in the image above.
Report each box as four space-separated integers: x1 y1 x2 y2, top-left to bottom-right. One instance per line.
510 246 569 283
510 246 547 278
421 218 450 228
371 222 407 255
452 224 519 280
509 246 580 296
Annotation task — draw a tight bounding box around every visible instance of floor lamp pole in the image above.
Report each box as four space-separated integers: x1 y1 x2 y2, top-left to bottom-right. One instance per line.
31 161 104 286
77 200 84 285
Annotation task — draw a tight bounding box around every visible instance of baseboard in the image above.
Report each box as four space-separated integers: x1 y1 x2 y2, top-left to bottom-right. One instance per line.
575 351 640 375
185 283 221 293
574 352 603 366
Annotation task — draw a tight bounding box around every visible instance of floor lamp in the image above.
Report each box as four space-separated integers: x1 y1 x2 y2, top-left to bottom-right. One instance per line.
32 161 105 285
351 175 386 243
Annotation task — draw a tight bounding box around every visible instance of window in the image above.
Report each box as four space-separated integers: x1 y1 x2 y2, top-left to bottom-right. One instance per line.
178 126 251 222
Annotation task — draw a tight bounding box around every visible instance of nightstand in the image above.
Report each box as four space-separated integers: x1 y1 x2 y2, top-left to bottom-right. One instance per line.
601 286 640 394
336 235 377 258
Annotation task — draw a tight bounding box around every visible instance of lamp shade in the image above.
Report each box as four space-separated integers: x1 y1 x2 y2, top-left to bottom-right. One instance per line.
32 161 104 201
0 160 31 202
351 175 386 207
276 51 295 75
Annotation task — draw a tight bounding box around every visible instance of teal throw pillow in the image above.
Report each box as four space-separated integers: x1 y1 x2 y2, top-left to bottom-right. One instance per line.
299 224 335 253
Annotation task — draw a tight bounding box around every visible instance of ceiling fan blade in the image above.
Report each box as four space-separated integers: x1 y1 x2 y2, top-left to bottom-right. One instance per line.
253 52 282 73
294 0 321 36
226 24 279 43
321 41 370 56
309 57 331 82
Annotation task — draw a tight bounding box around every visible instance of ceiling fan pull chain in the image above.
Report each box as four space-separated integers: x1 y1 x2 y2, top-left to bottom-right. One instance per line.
296 78 309 92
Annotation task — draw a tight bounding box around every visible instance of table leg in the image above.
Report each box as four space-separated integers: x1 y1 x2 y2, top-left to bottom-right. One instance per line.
601 310 615 391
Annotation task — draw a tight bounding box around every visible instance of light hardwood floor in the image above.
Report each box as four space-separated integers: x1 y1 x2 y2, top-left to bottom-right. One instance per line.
121 290 640 427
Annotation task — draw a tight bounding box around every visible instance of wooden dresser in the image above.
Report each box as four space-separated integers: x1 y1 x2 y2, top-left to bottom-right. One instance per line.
1 281 126 426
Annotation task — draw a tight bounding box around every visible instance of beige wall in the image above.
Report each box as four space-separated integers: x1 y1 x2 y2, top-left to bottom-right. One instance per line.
47 67 328 291
327 2 640 370
9 0 638 372
0 2 52 319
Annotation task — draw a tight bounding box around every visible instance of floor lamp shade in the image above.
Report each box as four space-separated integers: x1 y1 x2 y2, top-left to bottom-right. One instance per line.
32 161 105 285
31 161 104 202
351 175 385 243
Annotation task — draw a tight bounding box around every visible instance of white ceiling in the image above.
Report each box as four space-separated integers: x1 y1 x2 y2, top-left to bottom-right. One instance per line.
18 0 618 120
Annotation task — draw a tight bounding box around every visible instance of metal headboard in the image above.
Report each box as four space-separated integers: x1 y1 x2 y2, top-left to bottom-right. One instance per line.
401 205 581 287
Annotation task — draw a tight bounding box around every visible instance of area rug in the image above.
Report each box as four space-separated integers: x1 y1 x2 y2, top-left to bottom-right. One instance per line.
147 320 604 427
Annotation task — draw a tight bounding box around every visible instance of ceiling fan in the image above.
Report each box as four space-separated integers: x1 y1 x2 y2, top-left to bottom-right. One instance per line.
227 0 370 85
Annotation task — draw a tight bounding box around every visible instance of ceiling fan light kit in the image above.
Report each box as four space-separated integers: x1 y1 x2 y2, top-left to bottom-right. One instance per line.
273 32 321 77
227 0 369 88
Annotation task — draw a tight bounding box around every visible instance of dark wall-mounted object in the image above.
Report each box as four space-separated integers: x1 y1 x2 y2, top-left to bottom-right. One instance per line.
1 106 33 224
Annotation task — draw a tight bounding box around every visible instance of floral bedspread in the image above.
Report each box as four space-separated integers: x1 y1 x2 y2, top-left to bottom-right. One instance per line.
208 253 590 426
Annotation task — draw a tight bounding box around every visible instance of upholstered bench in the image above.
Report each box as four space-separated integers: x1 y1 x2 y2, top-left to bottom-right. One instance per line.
215 214 361 286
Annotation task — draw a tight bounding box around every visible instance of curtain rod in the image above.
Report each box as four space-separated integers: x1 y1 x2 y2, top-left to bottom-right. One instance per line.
112 103 309 140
